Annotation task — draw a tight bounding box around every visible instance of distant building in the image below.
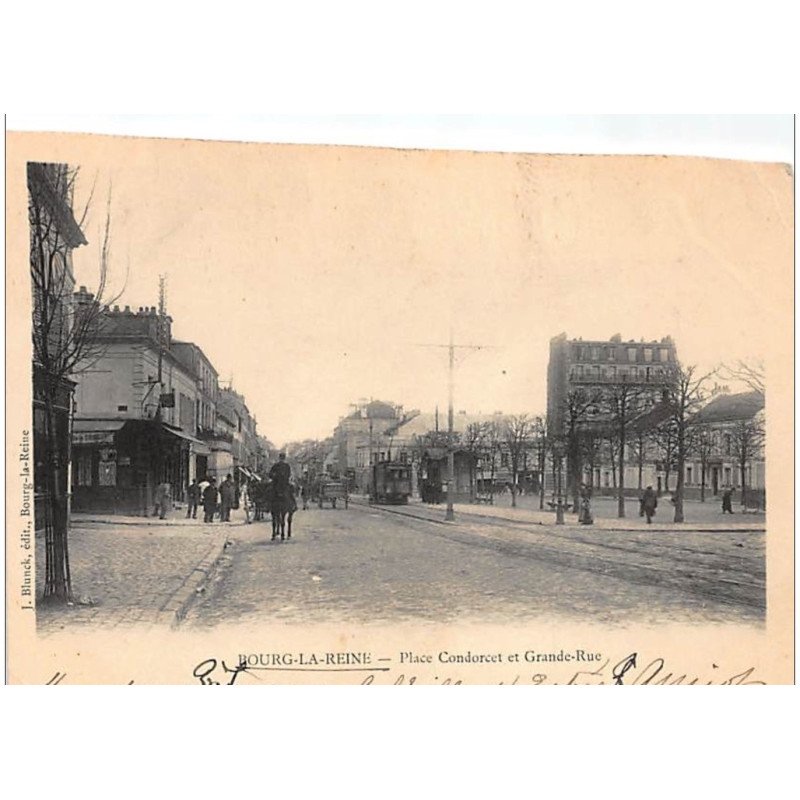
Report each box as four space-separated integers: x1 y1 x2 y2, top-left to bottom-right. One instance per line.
547 332 677 436
333 399 405 491
217 386 259 486
687 390 765 503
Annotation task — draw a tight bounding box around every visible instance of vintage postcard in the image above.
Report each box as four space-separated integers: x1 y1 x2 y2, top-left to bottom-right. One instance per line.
5 127 794 684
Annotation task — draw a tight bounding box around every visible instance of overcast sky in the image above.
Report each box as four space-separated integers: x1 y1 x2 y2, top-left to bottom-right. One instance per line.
20 116 791 446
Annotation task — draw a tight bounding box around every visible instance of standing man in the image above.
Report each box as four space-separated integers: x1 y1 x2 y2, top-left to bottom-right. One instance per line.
641 485 658 525
202 477 219 523
154 481 172 520
186 478 200 519
220 474 235 522
721 487 735 514
240 478 252 524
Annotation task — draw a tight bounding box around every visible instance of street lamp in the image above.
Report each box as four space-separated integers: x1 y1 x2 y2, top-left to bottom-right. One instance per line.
552 440 565 525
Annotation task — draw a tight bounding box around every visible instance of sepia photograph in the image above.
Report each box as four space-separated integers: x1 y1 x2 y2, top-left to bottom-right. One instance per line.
5 116 794 684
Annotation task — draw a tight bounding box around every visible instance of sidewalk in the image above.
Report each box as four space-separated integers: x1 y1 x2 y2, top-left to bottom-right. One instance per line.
35 512 241 634
409 498 766 533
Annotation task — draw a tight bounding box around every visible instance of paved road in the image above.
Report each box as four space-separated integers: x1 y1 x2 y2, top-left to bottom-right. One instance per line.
184 502 765 629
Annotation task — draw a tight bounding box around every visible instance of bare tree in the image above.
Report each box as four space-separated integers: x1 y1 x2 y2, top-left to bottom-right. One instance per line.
579 429 602 491
503 415 533 508
530 416 548 509
687 426 715 503
600 381 645 518
649 420 678 494
628 431 649 491
483 421 504 504
719 359 765 395
729 415 765 509
462 421 488 502
561 388 602 513
664 363 713 522
29 162 117 603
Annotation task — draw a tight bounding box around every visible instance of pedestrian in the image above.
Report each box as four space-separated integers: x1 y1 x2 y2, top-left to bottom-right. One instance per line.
578 483 593 525
721 487 735 514
202 478 219 523
641 485 658 524
240 479 252 524
186 478 200 519
154 481 172 520
220 474 235 522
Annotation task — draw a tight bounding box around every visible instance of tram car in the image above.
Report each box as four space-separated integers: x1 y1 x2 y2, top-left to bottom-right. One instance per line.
370 460 412 504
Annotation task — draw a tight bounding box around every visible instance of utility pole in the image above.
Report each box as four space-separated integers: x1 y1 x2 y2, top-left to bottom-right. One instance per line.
446 329 455 520
414 331 498 522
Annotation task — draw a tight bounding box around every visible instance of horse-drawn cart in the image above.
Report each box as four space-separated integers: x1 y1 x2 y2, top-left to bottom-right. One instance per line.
317 479 349 509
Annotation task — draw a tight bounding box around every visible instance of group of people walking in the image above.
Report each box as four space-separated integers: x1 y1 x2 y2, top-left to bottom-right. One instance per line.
185 474 239 523
152 453 296 525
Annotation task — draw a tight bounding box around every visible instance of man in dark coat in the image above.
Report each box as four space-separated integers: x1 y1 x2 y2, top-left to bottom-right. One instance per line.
202 478 219 523
641 485 658 524
721 487 735 514
186 478 200 519
220 474 235 522
269 453 291 492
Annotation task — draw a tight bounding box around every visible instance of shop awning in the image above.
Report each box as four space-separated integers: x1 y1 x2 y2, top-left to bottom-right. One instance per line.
72 418 126 445
160 424 207 450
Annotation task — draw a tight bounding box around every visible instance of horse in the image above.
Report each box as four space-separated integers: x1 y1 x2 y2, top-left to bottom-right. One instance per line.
269 483 297 541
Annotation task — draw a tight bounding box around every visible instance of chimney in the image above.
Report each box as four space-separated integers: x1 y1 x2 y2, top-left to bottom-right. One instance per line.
73 285 95 307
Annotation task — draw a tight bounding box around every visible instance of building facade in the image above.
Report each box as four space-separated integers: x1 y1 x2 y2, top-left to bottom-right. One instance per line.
70 303 207 514
685 391 766 505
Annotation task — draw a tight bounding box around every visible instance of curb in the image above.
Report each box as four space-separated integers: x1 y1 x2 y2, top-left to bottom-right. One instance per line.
73 517 245 528
354 501 765 535
154 533 229 628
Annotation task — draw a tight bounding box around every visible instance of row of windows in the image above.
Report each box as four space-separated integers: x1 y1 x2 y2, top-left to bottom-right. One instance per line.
592 464 749 488
573 344 672 364
570 365 668 382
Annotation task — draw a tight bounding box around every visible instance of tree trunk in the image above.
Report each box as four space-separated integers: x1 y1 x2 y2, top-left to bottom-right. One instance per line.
740 460 748 508
674 435 685 523
43 390 72 603
700 462 706 503
538 450 545 510
617 432 626 518
617 418 626 519
510 461 517 508
637 434 644 490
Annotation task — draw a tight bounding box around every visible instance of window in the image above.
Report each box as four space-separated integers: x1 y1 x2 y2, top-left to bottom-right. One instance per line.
573 365 584 379
76 451 93 486
644 348 653 362
117 405 128 412
660 349 669 362
607 347 616 361
627 348 637 363
98 460 116 486
501 452 509 467
724 466 732 485
608 366 616 380
590 346 600 360
686 466 692 484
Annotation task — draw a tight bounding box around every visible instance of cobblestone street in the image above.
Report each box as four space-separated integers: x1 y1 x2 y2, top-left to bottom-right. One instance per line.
35 515 237 634
184 502 765 629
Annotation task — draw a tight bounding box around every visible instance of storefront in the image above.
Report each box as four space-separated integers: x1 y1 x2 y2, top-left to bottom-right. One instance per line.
72 418 204 515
